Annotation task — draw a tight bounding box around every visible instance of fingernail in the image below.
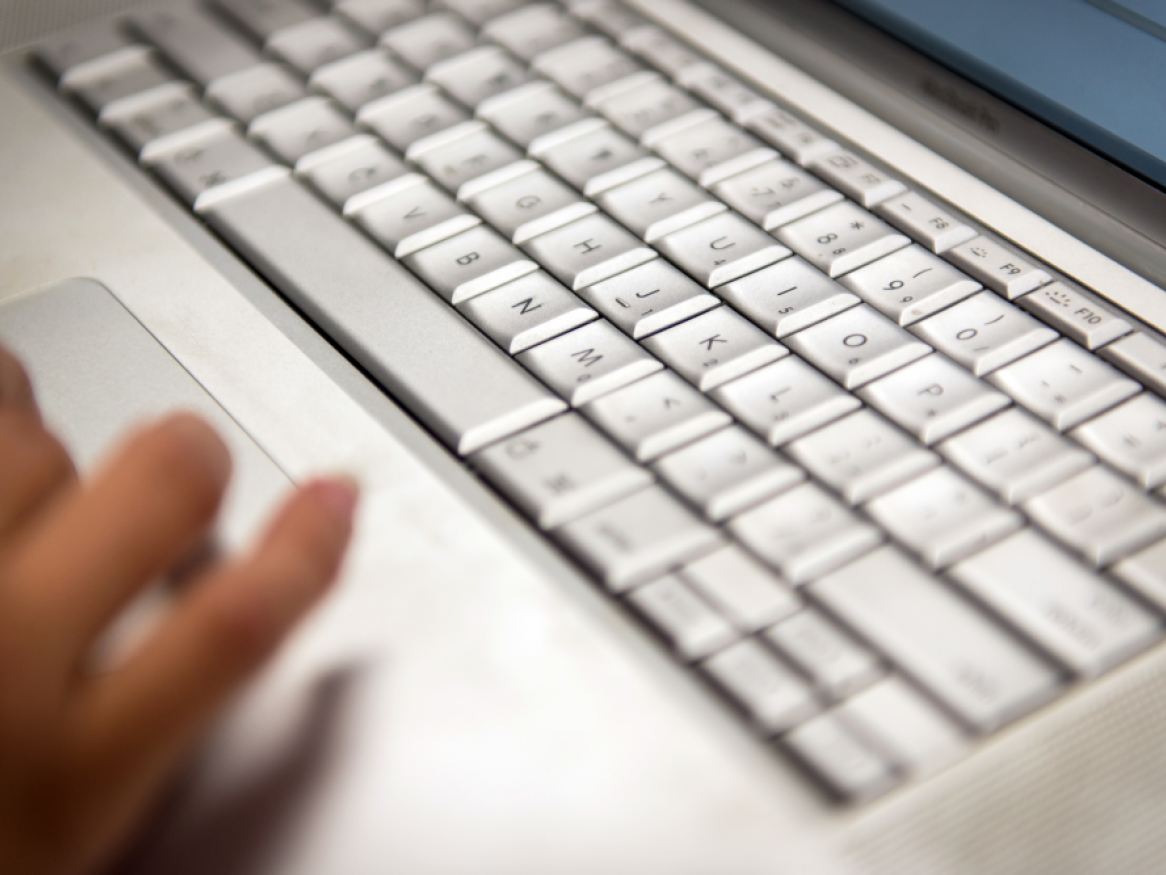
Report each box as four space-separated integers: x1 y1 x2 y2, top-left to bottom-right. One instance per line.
310 476 360 525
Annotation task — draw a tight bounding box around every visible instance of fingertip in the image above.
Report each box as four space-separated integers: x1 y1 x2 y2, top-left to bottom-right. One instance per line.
303 475 360 529
152 412 232 489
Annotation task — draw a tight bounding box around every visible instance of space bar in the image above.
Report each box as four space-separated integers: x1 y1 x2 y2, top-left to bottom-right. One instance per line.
201 173 566 455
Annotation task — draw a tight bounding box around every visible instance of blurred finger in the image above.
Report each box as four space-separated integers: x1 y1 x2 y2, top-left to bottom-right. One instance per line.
0 346 39 415
67 477 356 794
0 409 77 539
5 413 230 666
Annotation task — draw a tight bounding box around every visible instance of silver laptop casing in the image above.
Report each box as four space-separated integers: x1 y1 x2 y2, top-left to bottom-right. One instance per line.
3 1 1166 872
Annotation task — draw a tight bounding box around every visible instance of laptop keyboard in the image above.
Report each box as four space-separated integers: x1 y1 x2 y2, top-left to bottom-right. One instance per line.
35 0 1166 802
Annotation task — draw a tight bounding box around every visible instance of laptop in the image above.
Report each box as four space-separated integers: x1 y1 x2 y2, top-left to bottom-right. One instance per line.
2 0 1165 871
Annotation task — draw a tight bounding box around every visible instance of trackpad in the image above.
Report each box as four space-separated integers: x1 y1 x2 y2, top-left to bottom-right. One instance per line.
0 276 290 550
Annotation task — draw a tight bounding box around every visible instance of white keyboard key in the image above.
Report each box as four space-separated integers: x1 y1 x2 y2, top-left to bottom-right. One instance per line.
61 46 176 114
578 261 719 339
481 4 587 62
718 256 860 340
1017 281 1133 350
403 224 537 304
642 306 788 392
676 63 775 124
808 149 906 207
627 575 739 660
702 640 819 734
836 678 968 778
567 0 646 38
787 408 939 504
99 82 215 155
866 466 1023 568
143 120 276 207
656 212 792 289
652 425 804 522
308 48 418 112
911 291 1058 376
554 485 723 591
839 244 981 326
521 213 656 290
407 122 525 196
987 338 1140 430
782 714 896 802
765 609 882 701
335 0 427 35
206 62 308 124
516 319 662 405
437 0 525 27
679 546 802 631
857 353 1010 445
249 95 359 164
728 483 882 584
1024 466 1166 566
775 201 911 278
462 161 595 244
1113 538 1166 612
532 120 663 196
652 116 775 186
132 7 262 85
1072 393 1166 489
456 270 597 354
37 22 134 80
266 17 370 75
944 236 1053 300
357 83 471 150
347 173 480 257
810 547 1061 733
711 355 861 446
1101 331 1166 398
591 74 704 140
951 530 1161 676
939 408 1094 504
470 412 651 528
380 12 477 71
581 370 731 462
619 25 705 77
596 167 726 242
295 134 409 207
531 36 645 99
426 45 531 108
873 190 977 253
746 107 838 165
212 0 319 41
784 304 932 389
476 81 590 148
712 160 845 232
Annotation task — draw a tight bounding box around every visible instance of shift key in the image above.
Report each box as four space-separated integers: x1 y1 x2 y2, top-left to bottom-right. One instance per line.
810 547 1062 733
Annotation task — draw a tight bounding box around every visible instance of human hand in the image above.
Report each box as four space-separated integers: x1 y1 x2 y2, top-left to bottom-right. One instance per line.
0 346 357 875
